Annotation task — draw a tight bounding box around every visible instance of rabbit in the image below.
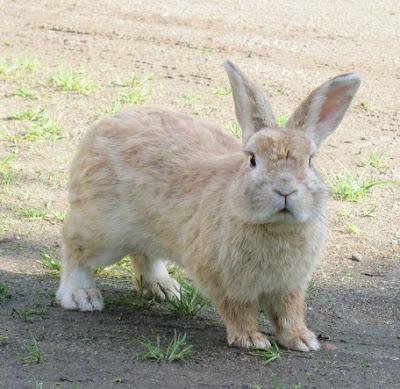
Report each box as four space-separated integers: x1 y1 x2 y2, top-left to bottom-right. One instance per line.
56 60 360 352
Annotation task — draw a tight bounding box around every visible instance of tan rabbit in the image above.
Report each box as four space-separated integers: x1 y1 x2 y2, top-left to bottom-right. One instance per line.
56 61 360 352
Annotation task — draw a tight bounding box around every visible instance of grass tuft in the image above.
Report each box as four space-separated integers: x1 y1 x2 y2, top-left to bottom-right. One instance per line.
7 106 45 121
329 170 386 202
167 285 206 317
50 66 98 94
213 86 231 96
37 253 61 272
277 113 288 127
0 282 11 299
225 121 241 139
250 339 281 365
22 337 41 365
138 331 193 362
345 223 362 235
17 207 48 220
12 87 38 99
0 334 8 346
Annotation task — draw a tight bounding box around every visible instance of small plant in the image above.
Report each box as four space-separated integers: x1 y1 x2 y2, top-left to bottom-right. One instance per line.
0 282 11 299
225 121 241 139
50 66 98 95
345 223 361 235
355 102 373 112
25 116 63 141
364 150 388 172
250 339 281 365
12 307 49 322
0 334 8 346
7 106 45 121
108 290 154 310
50 209 67 222
167 285 206 317
17 207 48 220
0 154 14 186
182 92 201 102
271 378 302 389
213 86 231 96
107 75 150 113
330 172 383 202
0 57 38 79
277 113 288 127
37 253 61 272
12 87 38 99
306 280 316 299
22 337 41 365
138 331 193 362
360 206 376 218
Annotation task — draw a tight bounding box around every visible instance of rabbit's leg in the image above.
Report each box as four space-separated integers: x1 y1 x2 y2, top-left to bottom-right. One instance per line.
131 254 180 301
215 297 271 349
56 243 106 312
260 290 320 352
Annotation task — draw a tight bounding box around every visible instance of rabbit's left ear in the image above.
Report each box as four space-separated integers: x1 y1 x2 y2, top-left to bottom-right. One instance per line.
224 60 276 145
286 74 361 146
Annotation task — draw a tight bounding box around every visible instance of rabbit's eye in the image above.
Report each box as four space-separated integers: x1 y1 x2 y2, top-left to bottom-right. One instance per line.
249 152 256 168
309 154 315 166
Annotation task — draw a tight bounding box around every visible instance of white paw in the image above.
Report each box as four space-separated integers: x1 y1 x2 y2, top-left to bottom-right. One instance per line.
228 331 271 350
142 276 181 302
278 328 320 352
57 287 104 312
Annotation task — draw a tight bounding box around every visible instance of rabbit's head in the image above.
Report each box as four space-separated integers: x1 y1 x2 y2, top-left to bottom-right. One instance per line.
224 61 360 224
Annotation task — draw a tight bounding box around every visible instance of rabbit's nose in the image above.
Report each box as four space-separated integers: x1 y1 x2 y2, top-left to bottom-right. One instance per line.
273 189 298 197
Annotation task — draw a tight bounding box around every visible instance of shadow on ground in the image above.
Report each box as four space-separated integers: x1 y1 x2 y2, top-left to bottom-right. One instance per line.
0 269 399 389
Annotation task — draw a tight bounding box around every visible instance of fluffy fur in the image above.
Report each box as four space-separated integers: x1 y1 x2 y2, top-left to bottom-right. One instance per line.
57 61 360 352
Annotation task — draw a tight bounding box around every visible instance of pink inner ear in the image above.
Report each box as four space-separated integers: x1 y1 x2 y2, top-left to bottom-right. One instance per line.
319 85 349 122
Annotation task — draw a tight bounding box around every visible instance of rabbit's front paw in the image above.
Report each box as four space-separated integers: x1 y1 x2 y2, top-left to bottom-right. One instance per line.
278 328 320 352
57 287 104 312
228 331 271 350
142 276 181 302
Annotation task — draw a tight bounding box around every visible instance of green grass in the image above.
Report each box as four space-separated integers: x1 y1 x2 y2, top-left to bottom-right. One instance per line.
107 75 150 113
0 334 8 346
213 86 231 96
108 290 154 310
250 339 281 365
37 253 61 272
12 307 49 322
364 150 388 172
271 379 302 389
330 171 385 202
0 282 11 299
12 87 38 99
25 116 63 141
50 66 99 95
138 331 193 362
355 102 373 112
50 209 67 222
0 57 38 79
277 113 288 127
8 106 45 121
306 280 317 299
345 223 362 235
17 207 48 220
225 121 241 139
182 92 201 102
167 285 206 317
98 256 134 278
22 337 42 365
0 154 14 186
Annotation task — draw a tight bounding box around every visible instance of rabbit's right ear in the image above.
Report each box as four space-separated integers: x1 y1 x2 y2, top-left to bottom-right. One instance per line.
286 73 361 147
224 60 276 145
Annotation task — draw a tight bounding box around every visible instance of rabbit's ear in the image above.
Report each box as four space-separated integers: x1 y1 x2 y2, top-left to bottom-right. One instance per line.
286 73 360 146
224 60 276 144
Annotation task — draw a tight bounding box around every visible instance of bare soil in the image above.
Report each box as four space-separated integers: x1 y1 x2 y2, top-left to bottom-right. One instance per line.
0 1 399 388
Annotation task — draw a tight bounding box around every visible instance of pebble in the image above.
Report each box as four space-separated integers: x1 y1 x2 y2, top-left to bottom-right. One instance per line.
351 252 363 262
322 343 338 351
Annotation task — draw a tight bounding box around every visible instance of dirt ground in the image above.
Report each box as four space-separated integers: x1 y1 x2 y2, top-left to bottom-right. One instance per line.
0 1 399 388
